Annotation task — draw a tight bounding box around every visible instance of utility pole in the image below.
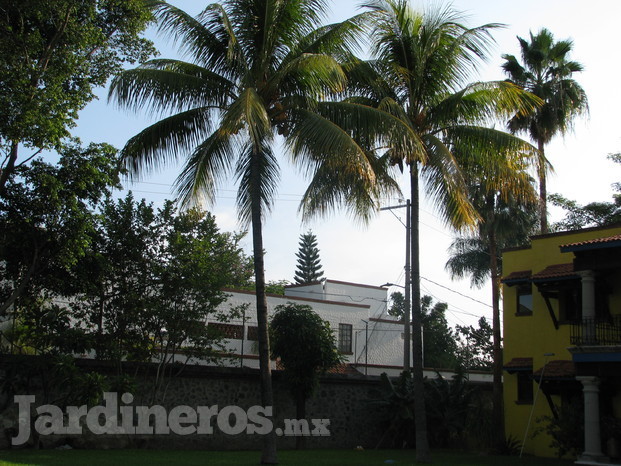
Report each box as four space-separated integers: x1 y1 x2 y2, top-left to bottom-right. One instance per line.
380 201 411 371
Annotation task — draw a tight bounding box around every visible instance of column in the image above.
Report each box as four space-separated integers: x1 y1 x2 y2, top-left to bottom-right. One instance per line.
579 270 596 344
576 376 608 464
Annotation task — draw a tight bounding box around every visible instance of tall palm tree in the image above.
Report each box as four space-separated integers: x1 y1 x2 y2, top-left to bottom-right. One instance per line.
109 1 407 462
502 28 588 233
356 1 541 460
446 152 538 448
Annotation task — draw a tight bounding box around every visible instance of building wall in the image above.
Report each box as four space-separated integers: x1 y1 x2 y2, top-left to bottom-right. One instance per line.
502 225 621 457
207 279 409 376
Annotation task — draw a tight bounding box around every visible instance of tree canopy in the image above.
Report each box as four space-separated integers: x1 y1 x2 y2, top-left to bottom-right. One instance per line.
0 0 155 193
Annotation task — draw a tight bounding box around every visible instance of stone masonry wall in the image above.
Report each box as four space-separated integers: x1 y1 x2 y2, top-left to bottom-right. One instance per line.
0 359 387 450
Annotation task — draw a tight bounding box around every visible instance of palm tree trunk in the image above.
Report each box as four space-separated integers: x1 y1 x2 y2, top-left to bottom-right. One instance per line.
295 391 306 450
410 162 431 463
250 151 278 464
537 140 548 234
488 229 505 449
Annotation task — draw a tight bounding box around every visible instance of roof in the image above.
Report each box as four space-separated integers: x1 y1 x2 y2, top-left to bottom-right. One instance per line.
503 357 533 372
560 234 621 252
533 360 575 380
531 263 578 282
502 270 531 284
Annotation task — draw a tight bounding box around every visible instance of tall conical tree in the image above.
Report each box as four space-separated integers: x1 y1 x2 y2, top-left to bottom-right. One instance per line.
294 231 324 284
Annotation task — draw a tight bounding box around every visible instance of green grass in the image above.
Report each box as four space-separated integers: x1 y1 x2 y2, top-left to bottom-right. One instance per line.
0 449 574 466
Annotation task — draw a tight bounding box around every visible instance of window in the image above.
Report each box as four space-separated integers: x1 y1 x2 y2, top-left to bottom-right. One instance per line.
559 286 581 322
338 323 352 354
516 284 533 315
209 323 243 339
516 372 534 404
247 326 259 341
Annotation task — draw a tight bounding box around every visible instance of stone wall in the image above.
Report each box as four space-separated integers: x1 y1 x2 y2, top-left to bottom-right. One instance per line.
0 358 387 450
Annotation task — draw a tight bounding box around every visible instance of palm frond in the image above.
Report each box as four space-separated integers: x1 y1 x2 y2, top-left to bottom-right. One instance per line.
418 134 479 230
234 140 280 226
121 108 214 179
174 127 238 208
108 60 234 115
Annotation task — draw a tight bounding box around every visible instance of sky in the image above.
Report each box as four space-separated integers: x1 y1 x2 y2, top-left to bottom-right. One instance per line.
71 0 621 330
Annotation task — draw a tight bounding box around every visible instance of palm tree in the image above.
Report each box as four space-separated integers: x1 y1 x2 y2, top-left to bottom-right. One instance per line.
108 2 408 462
357 1 541 460
446 153 538 448
502 28 588 233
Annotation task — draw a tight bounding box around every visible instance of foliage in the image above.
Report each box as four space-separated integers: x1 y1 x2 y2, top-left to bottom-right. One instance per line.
389 293 460 369
294 231 324 285
372 371 482 450
551 153 621 231
0 141 120 318
73 194 253 384
502 27 588 232
535 398 584 459
270 302 342 449
0 0 155 191
425 371 476 448
270 302 342 402
455 317 494 371
420 297 459 369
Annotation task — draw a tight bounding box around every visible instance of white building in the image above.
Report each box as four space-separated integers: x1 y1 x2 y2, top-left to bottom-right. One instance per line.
206 278 492 382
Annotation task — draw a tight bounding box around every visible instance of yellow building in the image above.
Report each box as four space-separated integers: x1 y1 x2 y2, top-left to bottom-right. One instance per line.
502 224 621 463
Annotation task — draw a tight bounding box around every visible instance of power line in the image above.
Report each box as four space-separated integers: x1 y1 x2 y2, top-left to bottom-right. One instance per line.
420 276 493 309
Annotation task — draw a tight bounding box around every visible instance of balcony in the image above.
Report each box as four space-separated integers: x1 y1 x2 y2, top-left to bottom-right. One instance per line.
570 315 621 346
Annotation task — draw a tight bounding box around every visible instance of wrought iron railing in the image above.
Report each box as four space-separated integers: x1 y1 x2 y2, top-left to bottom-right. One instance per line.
570 315 621 346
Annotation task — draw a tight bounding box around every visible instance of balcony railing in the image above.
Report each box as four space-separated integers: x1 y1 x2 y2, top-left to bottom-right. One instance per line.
570 315 621 346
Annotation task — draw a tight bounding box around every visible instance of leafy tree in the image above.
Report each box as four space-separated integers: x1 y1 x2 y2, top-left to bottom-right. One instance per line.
551 153 621 231
502 28 589 233
74 194 253 387
294 231 324 284
420 296 459 370
389 293 459 369
0 141 120 318
357 2 540 459
270 302 342 449
455 317 494 371
0 0 155 193
108 2 405 461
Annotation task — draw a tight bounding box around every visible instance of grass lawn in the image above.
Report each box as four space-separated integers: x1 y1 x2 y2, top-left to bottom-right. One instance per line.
0 449 574 466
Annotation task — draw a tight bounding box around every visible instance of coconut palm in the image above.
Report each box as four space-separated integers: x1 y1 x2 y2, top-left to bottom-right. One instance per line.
356 1 541 460
446 154 538 448
502 28 588 233
108 1 408 462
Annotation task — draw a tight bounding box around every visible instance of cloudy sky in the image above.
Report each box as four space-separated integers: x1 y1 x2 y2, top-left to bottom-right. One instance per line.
72 0 621 329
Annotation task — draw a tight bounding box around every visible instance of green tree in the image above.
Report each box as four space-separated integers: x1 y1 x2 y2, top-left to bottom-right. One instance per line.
358 2 540 460
294 231 324 284
420 296 459 370
0 141 120 319
502 28 589 233
550 153 621 230
108 3 404 461
75 195 253 383
0 0 155 193
270 302 342 449
455 317 494 371
389 293 459 369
